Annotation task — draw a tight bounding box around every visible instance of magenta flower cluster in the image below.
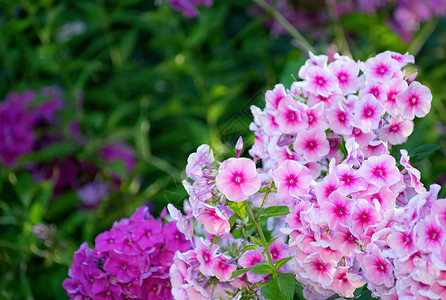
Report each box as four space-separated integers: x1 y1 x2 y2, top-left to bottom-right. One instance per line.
63 206 191 299
164 51 446 299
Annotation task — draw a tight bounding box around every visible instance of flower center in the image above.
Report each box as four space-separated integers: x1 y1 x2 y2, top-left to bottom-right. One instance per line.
175 233 180 239
374 168 384 177
203 253 209 262
338 73 347 82
233 173 244 184
411 96 417 104
378 263 386 271
288 176 296 186
429 230 438 240
307 141 316 149
361 214 368 221
317 77 326 85
308 114 314 123
338 113 345 122
371 88 379 97
365 108 372 117
378 65 387 75
336 206 345 215
317 263 325 271
391 125 398 132
121 263 127 270
288 111 296 120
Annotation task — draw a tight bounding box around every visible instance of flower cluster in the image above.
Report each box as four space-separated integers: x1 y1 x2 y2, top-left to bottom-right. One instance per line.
165 51 445 299
166 0 213 18
63 206 192 299
250 51 430 171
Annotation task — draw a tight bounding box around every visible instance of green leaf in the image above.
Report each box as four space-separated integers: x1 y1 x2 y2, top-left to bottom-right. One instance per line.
268 236 280 246
228 200 246 221
251 236 265 247
228 214 238 227
409 144 444 163
240 244 258 252
230 261 267 279
259 206 290 221
274 256 293 272
260 273 296 300
208 235 223 250
251 262 273 275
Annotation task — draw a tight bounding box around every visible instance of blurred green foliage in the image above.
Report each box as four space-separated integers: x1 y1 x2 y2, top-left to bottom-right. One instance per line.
0 0 445 299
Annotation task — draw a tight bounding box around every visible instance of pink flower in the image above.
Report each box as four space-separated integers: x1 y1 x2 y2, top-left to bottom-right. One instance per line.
335 164 368 195
275 97 308 135
359 155 401 188
293 128 330 162
331 225 360 256
384 78 408 116
265 84 287 111
414 214 445 254
314 174 340 205
269 238 290 263
214 255 237 282
328 58 360 95
432 198 446 230
351 199 380 234
362 247 394 287
388 227 417 258
329 266 365 298
359 80 386 102
195 238 219 277
320 191 354 230
363 52 400 83
302 253 335 286
186 144 214 179
215 157 261 202
305 66 338 97
354 94 385 133
396 81 432 120
378 116 413 145
238 249 266 283
272 160 312 202
196 205 230 236
326 102 354 135
345 127 376 148
305 102 328 130
168 204 193 240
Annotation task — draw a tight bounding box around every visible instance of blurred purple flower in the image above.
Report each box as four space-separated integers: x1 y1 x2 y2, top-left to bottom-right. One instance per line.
167 0 212 18
101 141 136 175
76 182 109 207
0 87 63 167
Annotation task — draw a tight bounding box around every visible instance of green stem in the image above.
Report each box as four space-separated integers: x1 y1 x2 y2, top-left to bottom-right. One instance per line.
246 204 275 270
256 192 269 220
253 0 315 53
407 19 438 56
325 0 352 58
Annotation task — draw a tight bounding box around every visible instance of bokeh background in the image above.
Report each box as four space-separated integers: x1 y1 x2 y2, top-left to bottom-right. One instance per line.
0 0 445 299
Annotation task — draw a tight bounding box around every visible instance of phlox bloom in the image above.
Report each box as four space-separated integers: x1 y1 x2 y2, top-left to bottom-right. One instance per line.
359 155 401 188
215 157 261 202
396 81 432 120
320 191 354 230
272 160 312 201
293 128 330 162
354 94 385 133
362 247 394 288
